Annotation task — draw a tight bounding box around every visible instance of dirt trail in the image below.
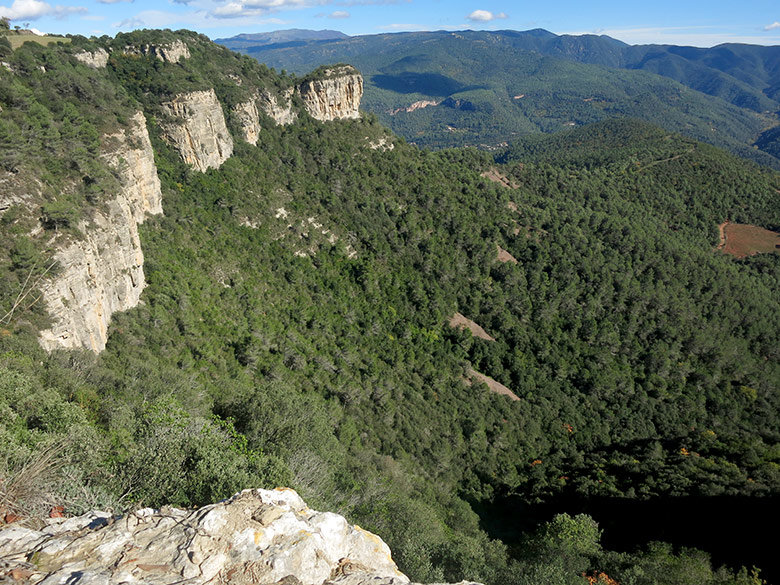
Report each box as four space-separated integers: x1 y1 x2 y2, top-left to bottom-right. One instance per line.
717 221 728 250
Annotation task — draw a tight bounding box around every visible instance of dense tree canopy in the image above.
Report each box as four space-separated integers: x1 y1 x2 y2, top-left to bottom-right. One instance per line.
0 31 777 585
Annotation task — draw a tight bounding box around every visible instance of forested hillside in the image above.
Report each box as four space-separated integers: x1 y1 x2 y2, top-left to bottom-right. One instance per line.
1 30 778 585
227 29 780 167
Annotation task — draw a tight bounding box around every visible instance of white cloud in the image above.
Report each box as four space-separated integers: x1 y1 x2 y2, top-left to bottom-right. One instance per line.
765 22 780 31
466 9 507 22
96 0 132 4
337 0 406 5
209 0 327 19
113 15 144 28
0 0 85 20
328 9 348 18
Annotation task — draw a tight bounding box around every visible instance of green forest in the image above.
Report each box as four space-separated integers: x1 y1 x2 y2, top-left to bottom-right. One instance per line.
0 30 778 585
233 29 780 168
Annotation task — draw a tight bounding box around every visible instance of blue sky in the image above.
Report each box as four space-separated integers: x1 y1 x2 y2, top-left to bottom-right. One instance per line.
2 0 779 47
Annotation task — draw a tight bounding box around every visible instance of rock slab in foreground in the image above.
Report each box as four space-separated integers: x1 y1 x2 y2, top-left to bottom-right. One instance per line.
0 488 482 585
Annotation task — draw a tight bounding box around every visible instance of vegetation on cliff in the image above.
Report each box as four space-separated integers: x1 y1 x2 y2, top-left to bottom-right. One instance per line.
0 30 778 585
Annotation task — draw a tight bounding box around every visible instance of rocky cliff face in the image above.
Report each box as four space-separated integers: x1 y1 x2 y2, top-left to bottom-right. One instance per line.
0 488 481 585
161 89 234 172
73 48 109 69
298 66 363 122
233 98 262 145
33 61 363 352
38 112 163 353
123 39 191 63
259 88 298 126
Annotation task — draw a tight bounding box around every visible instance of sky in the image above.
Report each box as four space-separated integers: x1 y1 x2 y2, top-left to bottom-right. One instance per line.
1 0 779 47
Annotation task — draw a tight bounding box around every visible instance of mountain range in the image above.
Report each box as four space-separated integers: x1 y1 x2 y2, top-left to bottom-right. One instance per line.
1 27 778 585
217 28 780 167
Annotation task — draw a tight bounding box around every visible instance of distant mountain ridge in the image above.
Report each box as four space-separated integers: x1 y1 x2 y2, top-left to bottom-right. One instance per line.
217 28 780 167
215 29 348 52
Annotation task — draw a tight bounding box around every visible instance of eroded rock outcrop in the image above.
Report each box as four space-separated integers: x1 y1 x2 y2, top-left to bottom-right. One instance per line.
123 39 190 63
0 488 482 585
259 88 298 126
298 66 363 122
73 48 109 69
161 89 234 172
38 112 163 353
234 98 262 145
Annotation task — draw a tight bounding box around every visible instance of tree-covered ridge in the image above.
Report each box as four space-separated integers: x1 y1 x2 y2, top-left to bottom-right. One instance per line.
1 31 778 585
233 29 780 168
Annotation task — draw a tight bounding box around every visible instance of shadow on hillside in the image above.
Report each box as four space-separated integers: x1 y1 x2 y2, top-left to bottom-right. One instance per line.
372 72 465 95
473 493 779 583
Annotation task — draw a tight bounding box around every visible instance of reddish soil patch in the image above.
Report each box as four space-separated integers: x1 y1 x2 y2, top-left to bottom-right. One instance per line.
448 312 495 341
496 245 518 264
467 368 520 401
717 221 780 258
481 168 519 189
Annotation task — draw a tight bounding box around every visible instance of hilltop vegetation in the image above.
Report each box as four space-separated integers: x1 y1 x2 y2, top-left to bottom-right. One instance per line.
0 31 779 585
226 29 780 168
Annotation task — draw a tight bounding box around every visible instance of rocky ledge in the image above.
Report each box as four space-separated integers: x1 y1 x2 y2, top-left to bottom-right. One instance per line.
298 66 363 122
0 488 480 585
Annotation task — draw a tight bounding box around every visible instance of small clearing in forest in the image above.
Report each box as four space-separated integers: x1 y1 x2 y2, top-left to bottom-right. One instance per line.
717 221 780 258
481 168 518 189
496 245 518 264
466 369 520 401
449 312 495 341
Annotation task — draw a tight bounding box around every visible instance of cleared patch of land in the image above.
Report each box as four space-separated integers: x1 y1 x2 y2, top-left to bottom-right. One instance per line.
496 245 518 264
2 31 69 50
717 221 780 258
467 368 520 401
448 312 495 341
481 168 518 189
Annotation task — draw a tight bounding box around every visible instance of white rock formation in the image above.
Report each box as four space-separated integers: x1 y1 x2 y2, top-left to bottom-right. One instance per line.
258 88 298 126
73 48 109 69
233 98 262 145
0 488 481 585
38 112 163 353
123 40 190 63
160 89 234 172
298 66 363 122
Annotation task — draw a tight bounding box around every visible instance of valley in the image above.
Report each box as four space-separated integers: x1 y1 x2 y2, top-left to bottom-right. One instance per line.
220 29 780 168
0 27 778 585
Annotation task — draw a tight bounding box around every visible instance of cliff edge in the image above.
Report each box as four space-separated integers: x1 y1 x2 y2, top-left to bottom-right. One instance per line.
0 488 481 585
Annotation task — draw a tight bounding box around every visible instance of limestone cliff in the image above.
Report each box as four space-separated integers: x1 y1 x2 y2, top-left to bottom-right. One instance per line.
73 48 109 69
38 112 163 353
0 488 481 585
160 89 234 172
298 66 363 122
259 88 298 126
123 39 190 63
233 98 262 145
